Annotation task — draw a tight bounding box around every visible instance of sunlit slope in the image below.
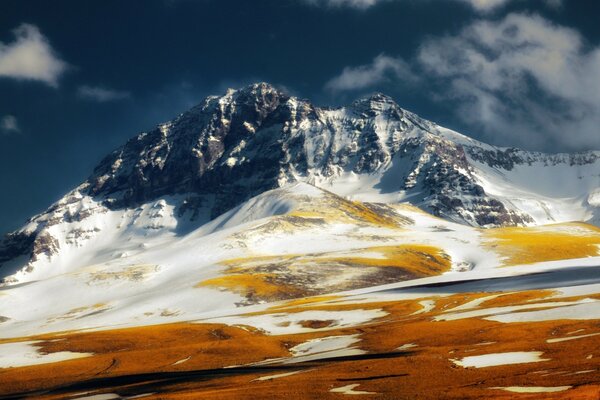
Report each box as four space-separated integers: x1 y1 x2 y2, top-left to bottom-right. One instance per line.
485 222 600 266
0 183 599 398
0 183 599 341
0 256 599 399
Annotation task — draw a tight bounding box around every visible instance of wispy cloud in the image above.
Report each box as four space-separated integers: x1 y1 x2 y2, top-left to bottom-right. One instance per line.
77 85 131 102
325 54 417 92
301 0 560 13
325 13 600 151
456 0 510 13
543 0 563 9
301 0 388 9
460 0 559 13
1 115 19 135
0 24 68 87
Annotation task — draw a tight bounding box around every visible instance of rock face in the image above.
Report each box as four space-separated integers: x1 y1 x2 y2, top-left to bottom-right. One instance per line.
83 84 530 222
1 82 599 284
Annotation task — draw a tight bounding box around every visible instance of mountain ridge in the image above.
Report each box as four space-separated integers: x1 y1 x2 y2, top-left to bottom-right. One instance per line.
84 82 600 222
1 82 599 285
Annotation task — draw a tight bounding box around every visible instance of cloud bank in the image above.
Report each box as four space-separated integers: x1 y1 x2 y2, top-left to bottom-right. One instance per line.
418 13 600 150
326 13 600 151
0 24 67 87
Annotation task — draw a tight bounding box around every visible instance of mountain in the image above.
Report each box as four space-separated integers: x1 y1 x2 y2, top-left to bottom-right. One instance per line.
1 82 598 285
0 85 599 398
84 82 600 226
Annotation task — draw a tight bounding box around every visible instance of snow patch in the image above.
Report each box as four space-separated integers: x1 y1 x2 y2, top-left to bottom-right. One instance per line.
330 384 376 395
0 341 93 369
490 386 571 393
452 351 548 368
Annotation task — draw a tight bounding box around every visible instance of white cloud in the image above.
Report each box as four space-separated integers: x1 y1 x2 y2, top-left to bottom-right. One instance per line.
1 115 19 135
417 13 600 150
302 0 388 9
325 13 600 151
0 24 68 87
326 54 417 91
77 85 131 102
457 0 510 12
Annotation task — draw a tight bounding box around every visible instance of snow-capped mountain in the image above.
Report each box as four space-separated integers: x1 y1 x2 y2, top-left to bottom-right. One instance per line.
0 82 599 285
0 85 599 399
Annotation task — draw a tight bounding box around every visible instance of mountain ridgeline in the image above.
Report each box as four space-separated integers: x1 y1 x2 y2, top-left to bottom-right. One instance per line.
1 82 599 284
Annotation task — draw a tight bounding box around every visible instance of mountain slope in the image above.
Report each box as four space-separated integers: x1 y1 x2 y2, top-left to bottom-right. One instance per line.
0 82 599 285
0 182 599 399
0 182 598 338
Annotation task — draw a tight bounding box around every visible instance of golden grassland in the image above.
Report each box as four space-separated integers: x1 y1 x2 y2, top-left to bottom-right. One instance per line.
195 245 450 302
202 198 599 305
195 272 304 300
478 290 559 308
325 244 451 274
485 222 600 266
1 289 599 399
219 245 451 274
195 220 600 306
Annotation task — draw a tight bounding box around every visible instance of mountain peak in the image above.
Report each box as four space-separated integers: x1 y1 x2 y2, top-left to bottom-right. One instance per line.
365 92 396 103
237 81 282 94
51 84 600 228
350 92 400 116
227 82 288 104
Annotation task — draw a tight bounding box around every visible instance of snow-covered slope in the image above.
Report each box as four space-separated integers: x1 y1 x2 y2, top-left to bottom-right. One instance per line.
0 82 599 286
0 183 448 335
0 174 599 399
1 182 598 338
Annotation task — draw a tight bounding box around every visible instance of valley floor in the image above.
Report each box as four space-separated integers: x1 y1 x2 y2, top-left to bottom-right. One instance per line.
1 185 599 398
1 262 599 399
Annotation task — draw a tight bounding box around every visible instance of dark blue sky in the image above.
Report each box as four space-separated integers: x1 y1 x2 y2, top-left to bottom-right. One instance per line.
1 0 599 233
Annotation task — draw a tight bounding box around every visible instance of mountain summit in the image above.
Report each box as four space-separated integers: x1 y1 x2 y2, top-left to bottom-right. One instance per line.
81 82 600 224
1 82 599 284
1 85 600 400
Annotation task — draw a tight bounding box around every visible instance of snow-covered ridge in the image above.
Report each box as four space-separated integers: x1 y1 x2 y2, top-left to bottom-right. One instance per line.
82 82 599 226
0 82 599 285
